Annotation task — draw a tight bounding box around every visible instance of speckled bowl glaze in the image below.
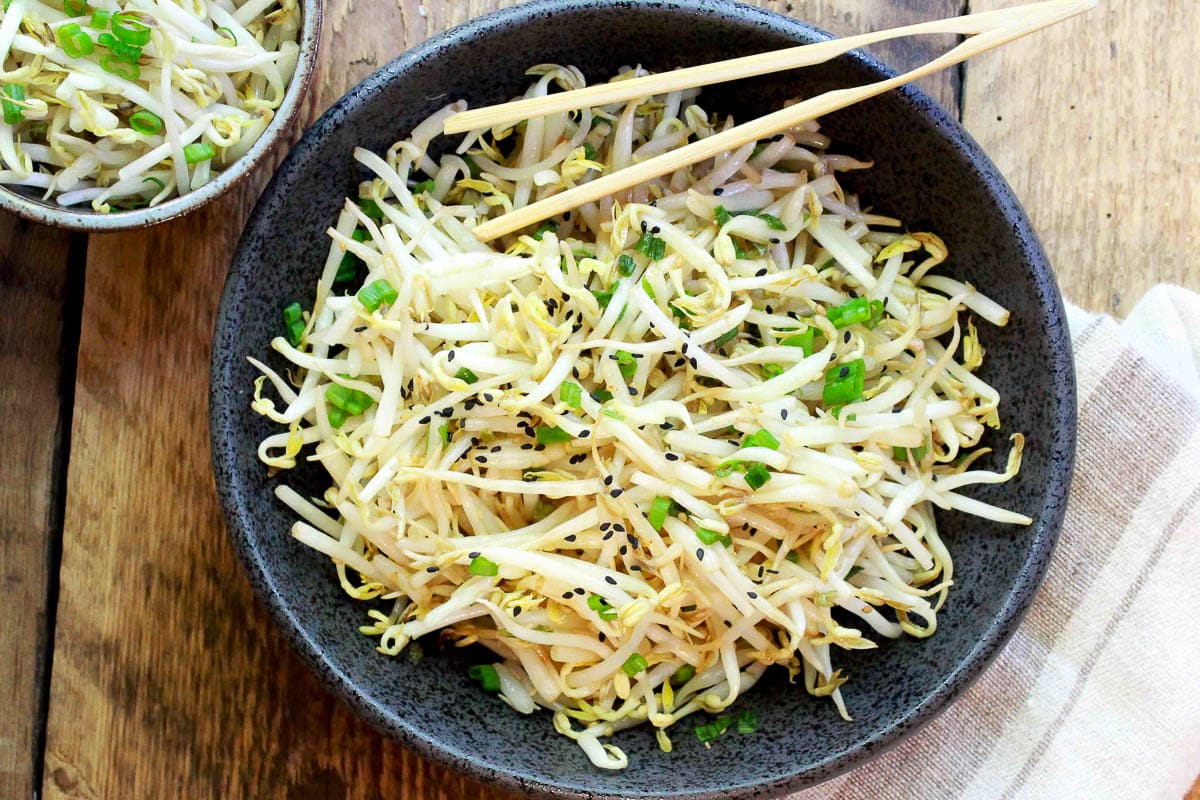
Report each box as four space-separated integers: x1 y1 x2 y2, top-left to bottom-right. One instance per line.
0 0 321 231
210 1 1076 797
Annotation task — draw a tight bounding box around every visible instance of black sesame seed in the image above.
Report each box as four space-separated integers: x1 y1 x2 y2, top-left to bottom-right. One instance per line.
565 534 577 542
610 488 624 498
447 351 456 362
426 566 439 573
650 226 660 234
674 358 686 368
619 545 628 555
630 565 641 571
419 416 431 424
640 220 648 232
353 325 367 333
521 443 533 450
713 187 725 196
613 524 626 533
628 387 638 396
572 366 580 379
604 475 614 486
600 522 611 531
839 366 849 378
769 237 780 244
765 305 773 314
665 452 679 461
723 619 732 628
748 591 758 599
602 530 614 540
562 591 574 599
689 358 698 369
579 429 591 438
696 548 705 560
475 455 487 463
490 445 501 453
605 575 617 585
535 444 546 452
573 587 585 596
512 606 522 617
681 342 689 352
440 408 453 417
843 331 852 343
755 268 768 277
781 409 789 420
598 632 607 642
563 211 571 221
627 534 638 547
483 393 495 402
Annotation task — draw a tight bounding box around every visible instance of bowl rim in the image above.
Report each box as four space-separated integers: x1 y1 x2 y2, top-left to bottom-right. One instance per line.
0 0 323 232
210 1 1077 797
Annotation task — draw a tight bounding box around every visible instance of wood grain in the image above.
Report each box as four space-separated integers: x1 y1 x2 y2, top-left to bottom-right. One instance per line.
0 220 81 800
39 2 960 799
962 0 1200 313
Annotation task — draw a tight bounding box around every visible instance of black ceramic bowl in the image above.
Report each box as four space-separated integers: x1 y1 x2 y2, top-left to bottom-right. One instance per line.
211 1 1076 797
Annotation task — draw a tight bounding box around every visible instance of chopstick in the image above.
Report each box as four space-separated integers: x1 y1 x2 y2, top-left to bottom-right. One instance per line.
467 0 1094 243
444 0 1088 136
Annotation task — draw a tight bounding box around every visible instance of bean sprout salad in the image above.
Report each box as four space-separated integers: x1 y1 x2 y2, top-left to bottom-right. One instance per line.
251 64 1029 769
0 0 300 210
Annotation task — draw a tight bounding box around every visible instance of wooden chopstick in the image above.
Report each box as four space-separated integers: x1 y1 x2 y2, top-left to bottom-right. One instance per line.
470 0 1093 243
444 0 1089 136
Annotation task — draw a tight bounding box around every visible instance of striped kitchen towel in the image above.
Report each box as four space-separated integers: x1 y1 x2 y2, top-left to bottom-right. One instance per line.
792 285 1200 800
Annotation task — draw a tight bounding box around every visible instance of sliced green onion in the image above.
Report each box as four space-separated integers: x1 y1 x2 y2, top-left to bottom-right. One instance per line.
744 463 771 490
635 231 666 260
57 24 94 58
846 565 864 579
696 717 733 743
713 205 732 227
438 423 450 444
182 142 215 164
591 288 614 309
63 0 88 16
670 664 696 686
535 426 571 445
532 220 557 240
582 142 598 161
412 179 435 195
615 349 636 381
454 367 479 384
467 663 501 691
621 653 648 676
616 253 637 276
335 229 368 283
646 496 673 531
99 54 139 80
357 278 398 312
780 327 815 356
1 84 25 125
89 9 110 28
111 11 152 46
590 388 613 403
357 197 384 219
128 109 163 135
586 594 617 621
892 444 929 462
741 429 780 450
326 406 347 429
640 277 655 300
468 555 499 577
696 527 732 547
714 460 745 478
282 302 304 346
827 297 884 329
734 710 760 734
713 327 739 348
559 381 583 409
325 384 374 416
758 212 786 231
97 33 142 63
785 550 800 564
823 358 866 406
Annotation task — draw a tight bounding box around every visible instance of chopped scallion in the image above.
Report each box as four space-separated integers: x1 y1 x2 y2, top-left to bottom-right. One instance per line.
467 663 501 691
670 664 695 685
646 496 673 530
128 109 163 135
586 594 617 620
57 24 94 58
559 381 583 409
1 84 25 125
468 555 499 577
357 278 398 312
111 11 152 46
635 230 665 260
615 349 636 381
325 384 375 416
741 429 780 450
713 327 739 348
535 426 571 445
823 358 866 406
621 653 648 676
182 142 215 164
454 367 479 384
744 463 771 490
616 253 637 276
282 302 304 346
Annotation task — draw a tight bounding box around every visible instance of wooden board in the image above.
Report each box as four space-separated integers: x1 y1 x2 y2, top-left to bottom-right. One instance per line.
962 0 1200 313
0 220 81 800
38 2 961 799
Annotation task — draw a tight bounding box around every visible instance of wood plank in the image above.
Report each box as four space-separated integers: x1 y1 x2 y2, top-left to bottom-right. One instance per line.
40 2 962 799
0 220 82 799
962 0 1200 313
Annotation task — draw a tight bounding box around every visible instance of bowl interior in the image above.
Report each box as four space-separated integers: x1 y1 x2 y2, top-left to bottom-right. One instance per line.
0 0 321 232
211 2 1075 798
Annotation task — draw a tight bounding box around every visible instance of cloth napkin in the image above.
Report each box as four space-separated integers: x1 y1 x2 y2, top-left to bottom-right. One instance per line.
791 285 1200 800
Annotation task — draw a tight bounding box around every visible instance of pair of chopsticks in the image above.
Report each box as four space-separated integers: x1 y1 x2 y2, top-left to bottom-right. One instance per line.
447 0 1096 243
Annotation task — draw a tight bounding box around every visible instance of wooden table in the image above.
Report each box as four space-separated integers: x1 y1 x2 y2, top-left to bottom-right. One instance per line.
3 1 1197 798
